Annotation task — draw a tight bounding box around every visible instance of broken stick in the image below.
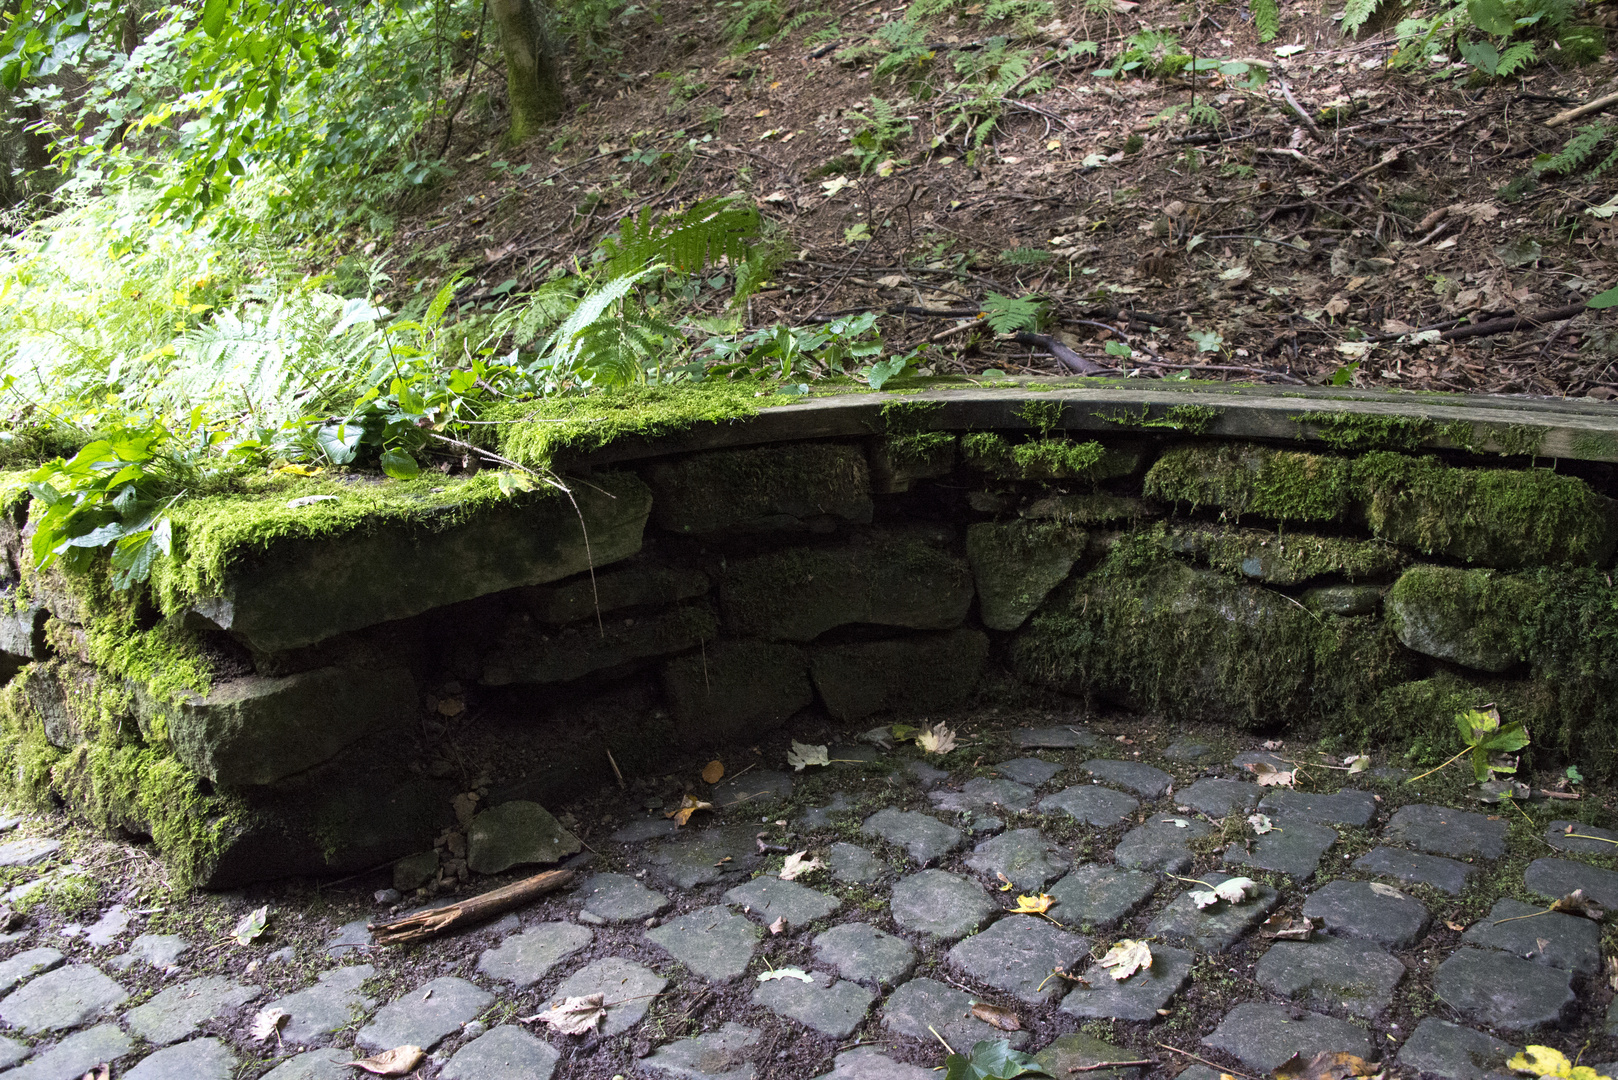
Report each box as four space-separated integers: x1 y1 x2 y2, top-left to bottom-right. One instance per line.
369 868 574 946
1546 88 1618 128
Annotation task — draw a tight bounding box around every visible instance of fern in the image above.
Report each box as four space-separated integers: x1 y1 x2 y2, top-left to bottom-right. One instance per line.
1252 0 1281 42
1594 143 1618 177
780 8 828 35
1495 40 1537 74
999 247 1053 265
982 293 1045 334
1536 123 1610 176
726 0 785 45
1342 0 1380 36
600 197 761 279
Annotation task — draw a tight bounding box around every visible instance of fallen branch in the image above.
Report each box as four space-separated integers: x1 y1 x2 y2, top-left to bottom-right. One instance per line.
1276 78 1325 143
1015 331 1114 375
1440 301 1591 342
369 868 574 945
1546 88 1618 128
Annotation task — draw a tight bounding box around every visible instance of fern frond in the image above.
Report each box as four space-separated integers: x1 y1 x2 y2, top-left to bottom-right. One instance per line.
601 197 761 278
1494 40 1536 75
1593 143 1618 177
1342 0 1380 35
1536 123 1610 176
1252 0 1281 42
545 265 664 371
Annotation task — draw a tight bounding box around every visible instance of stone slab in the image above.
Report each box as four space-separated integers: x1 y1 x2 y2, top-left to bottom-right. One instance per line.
948 916 1088 1004
1433 947 1574 1031
713 770 794 810
1387 804 1507 860
1148 874 1280 952
440 1024 559 1080
1203 1003 1373 1073
815 1047 933 1080
1047 864 1158 931
881 977 1027 1050
1524 857 1618 908
929 778 1036 814
1015 726 1096 748
82 905 130 949
1398 1017 1517 1080
261 1048 357 1080
1301 880 1430 949
1224 819 1338 881
828 843 885 885
1254 936 1404 1018
1542 820 1618 855
861 809 963 866
646 906 761 981
813 923 916 986
108 934 188 974
1354 846 1475 895
2 1023 129 1080
577 873 670 923
964 829 1070 892
890 870 996 942
1084 760 1173 798
994 758 1062 786
1180 779 1261 817
1061 944 1193 1020
466 801 581 875
263 964 377 1045
1041 786 1138 828
0 964 127 1033
610 818 679 843
0 839 59 867
641 1021 760 1080
752 971 874 1038
724 877 840 930
647 826 760 889
1114 816 1211 874
1033 1034 1146 1080
1164 740 1218 763
123 975 260 1045
0 1035 21 1071
548 957 667 1037
1258 788 1377 827
355 976 494 1052
0 948 62 994
123 1037 236 1080
475 922 593 987
1461 898 1600 974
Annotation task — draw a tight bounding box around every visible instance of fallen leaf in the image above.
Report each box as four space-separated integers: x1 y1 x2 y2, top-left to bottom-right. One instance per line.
1344 754 1371 774
275 463 322 477
970 1002 1022 1031
757 967 813 982
437 697 465 717
787 741 830 771
1190 877 1256 909
1010 893 1055 915
1247 813 1275 835
1507 1046 1603 1080
916 722 957 756
79 1067 109 1080
996 872 1015 892
1446 920 1467 932
1247 762 1296 788
1274 1050 1378 1080
1163 817 1191 828
524 994 607 1036
768 916 787 935
665 794 713 826
1261 914 1317 940
232 905 269 945
779 851 825 881
250 1007 289 1044
1262 740 1284 750
701 760 725 784
1549 889 1605 921
1098 939 1153 980
349 1046 426 1076
890 724 920 743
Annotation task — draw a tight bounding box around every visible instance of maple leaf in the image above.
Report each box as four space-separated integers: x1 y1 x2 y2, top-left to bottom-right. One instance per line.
1247 762 1296 787
1098 939 1152 980
524 994 608 1035
1247 813 1275 834
1009 893 1054 915
916 722 957 756
779 851 825 881
350 1045 426 1076
250 1007 289 1044
664 794 713 826
787 741 830 771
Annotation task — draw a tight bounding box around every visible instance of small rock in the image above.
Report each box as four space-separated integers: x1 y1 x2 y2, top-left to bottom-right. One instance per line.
1354 846 1475 896
1084 759 1173 798
440 1025 559 1080
1434 947 1574 1031
890 870 995 942
646 906 761 981
1202 1002 1373 1072
813 923 916 986
948 917 1088 1004
373 889 403 906
1301 880 1430 949
393 851 439 892
466 801 581 875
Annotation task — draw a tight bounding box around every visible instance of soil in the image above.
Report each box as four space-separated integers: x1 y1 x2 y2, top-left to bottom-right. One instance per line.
370 0 1618 399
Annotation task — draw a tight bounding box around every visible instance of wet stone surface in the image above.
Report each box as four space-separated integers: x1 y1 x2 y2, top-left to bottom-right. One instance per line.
947 916 1088 1004
751 971 874 1038
1301 880 1431 949
1148 875 1280 952
1084 760 1173 799
1041 785 1139 828
1354 845 1477 895
1253 935 1405 1018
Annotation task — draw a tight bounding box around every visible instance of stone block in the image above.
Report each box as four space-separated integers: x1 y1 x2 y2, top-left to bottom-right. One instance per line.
645 443 872 534
811 629 987 721
0 604 44 662
188 472 651 652
1154 525 1404 586
1145 443 1354 523
479 603 717 685
661 641 811 742
871 434 956 494
519 562 710 624
1386 566 1539 673
966 521 1085 631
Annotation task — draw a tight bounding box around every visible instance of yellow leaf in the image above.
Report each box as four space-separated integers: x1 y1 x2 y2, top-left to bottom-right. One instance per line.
1010 893 1054 914
916 722 957 755
665 794 713 826
1508 1047 1582 1079
275 464 323 476
1097 938 1153 980
702 760 725 784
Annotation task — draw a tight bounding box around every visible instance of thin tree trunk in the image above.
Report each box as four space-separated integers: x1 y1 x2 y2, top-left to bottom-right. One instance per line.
489 0 563 144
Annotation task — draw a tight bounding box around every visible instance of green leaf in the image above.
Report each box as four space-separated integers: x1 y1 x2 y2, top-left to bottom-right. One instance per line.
316 423 362 465
380 449 419 479
1587 286 1618 309
1479 721 1530 753
1104 341 1132 357
201 0 229 39
943 1040 1053 1080
865 358 909 390
1567 765 1584 784
1466 0 1515 34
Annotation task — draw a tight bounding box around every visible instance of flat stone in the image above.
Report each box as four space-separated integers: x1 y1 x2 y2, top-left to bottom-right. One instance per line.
1114 815 1211 874
123 975 260 1045
813 923 916 986
752 971 874 1037
967 520 1084 631
1542 819 1618 855
548 957 667 1036
480 601 716 686
1084 760 1173 798
1355 846 1475 895
440 1025 558 1080
466 801 581 875
811 629 988 721
646 905 761 981
651 441 872 535
1255 936 1404 1018
1233 751 1289 771
1258 789 1377 827
1387 804 1508 860
800 794 857 828
713 770 793 810
1203 1003 1373 1073
263 965 377 1045
890 870 996 942
578 873 670 923
828 843 885 885
0 839 58 866
861 809 963 866
1525 857 1618 908
325 918 373 958
641 1021 760 1080
1434 948 1574 1031
261 1049 355 1080
0 1035 22 1070
724 878 839 930
82 906 130 949
108 934 188 973
0 964 127 1033
948 916 1088 1004
662 641 813 742
647 826 760 888
1180 779 1261 817
1301 880 1430 949
124 1037 236 1080
1164 740 1217 763
1462 898 1600 974
475 923 593 986
929 778 1036 814
994 758 1062 786
814 1047 933 1080
965 829 1069 891
1061 943 1192 1020
882 977 1028 1050
1041 786 1138 828
1033 1034 1147 1080
1385 566 1537 671
1 1023 129 1080
903 761 950 788
611 818 679 843
1305 584 1384 616
1398 1018 1518 1080
1047 864 1158 931
355 976 494 1052
0 948 62 993
1224 820 1338 880
1148 873 1280 952
1015 726 1096 749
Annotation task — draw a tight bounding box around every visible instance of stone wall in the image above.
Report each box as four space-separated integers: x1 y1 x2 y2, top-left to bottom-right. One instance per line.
2 397 1616 887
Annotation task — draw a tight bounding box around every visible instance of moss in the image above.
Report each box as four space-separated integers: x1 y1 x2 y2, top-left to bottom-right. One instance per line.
1526 566 1618 771
1571 431 1618 461
1352 451 1616 567
961 432 1108 481
1495 423 1547 459
880 399 945 435
1144 443 1353 523
0 470 30 515
1022 492 1151 526
884 431 955 469
1153 523 1405 585
1296 412 1437 452
1099 404 1220 435
1347 673 1555 769
0 419 87 470
1017 399 1065 436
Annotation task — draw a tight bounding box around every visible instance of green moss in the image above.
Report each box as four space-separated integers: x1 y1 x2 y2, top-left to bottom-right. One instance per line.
0 470 30 515
961 432 1107 480
1022 492 1150 526
0 420 87 470
1099 404 1220 435
885 431 955 468
1296 412 1437 452
1017 399 1065 436
1348 673 1555 769
1144 443 1353 522
880 399 945 435
1571 431 1618 461
1153 523 1405 585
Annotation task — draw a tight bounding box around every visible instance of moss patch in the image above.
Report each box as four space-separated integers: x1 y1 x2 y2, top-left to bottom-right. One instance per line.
961 432 1116 481
1152 523 1405 586
494 382 770 469
1144 443 1354 522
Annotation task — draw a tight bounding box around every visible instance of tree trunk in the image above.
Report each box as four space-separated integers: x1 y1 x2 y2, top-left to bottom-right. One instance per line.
489 0 564 144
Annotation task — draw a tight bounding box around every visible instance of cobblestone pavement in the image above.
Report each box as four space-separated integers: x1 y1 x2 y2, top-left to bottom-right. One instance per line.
0 715 1614 1079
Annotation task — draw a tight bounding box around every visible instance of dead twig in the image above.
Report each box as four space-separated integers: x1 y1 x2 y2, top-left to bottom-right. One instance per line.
1546 88 1618 127
369 868 574 945
1070 1061 1156 1073
1276 77 1325 143
1440 301 1591 342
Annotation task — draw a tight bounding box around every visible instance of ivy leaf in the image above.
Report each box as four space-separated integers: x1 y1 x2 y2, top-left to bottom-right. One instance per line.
943 1039 1053 1080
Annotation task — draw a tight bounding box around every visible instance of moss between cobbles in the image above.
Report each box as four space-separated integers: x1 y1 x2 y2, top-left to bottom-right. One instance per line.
1295 412 1470 453
1144 443 1355 522
1098 403 1220 435
961 432 1107 480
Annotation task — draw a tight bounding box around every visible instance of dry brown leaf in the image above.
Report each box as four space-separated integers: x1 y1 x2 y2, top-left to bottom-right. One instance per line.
768 916 787 935
1446 920 1467 932
970 1002 1022 1031
665 794 713 827
701 760 725 784
779 851 825 881
349 1045 426 1076
1247 762 1296 788
523 993 608 1035
250 1007 289 1044
1097 939 1153 980
1261 914 1318 941
916 722 957 756
1273 1050 1378 1080
1549 889 1605 921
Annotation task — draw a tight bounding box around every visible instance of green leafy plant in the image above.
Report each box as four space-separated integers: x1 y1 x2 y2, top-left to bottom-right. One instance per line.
981 293 1047 334
942 38 1049 161
844 96 913 175
1096 29 1187 78
943 1040 1052 1080
1407 706 1531 784
1252 0 1282 42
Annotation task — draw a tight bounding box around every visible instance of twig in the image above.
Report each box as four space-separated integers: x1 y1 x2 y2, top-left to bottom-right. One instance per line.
1546 88 1618 127
929 1025 957 1057
1014 331 1113 375
369 868 574 945
1255 147 1329 173
1276 77 1325 143
1440 301 1591 342
1070 1061 1155 1073
1158 1044 1259 1080
606 747 626 791
1405 745 1471 785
